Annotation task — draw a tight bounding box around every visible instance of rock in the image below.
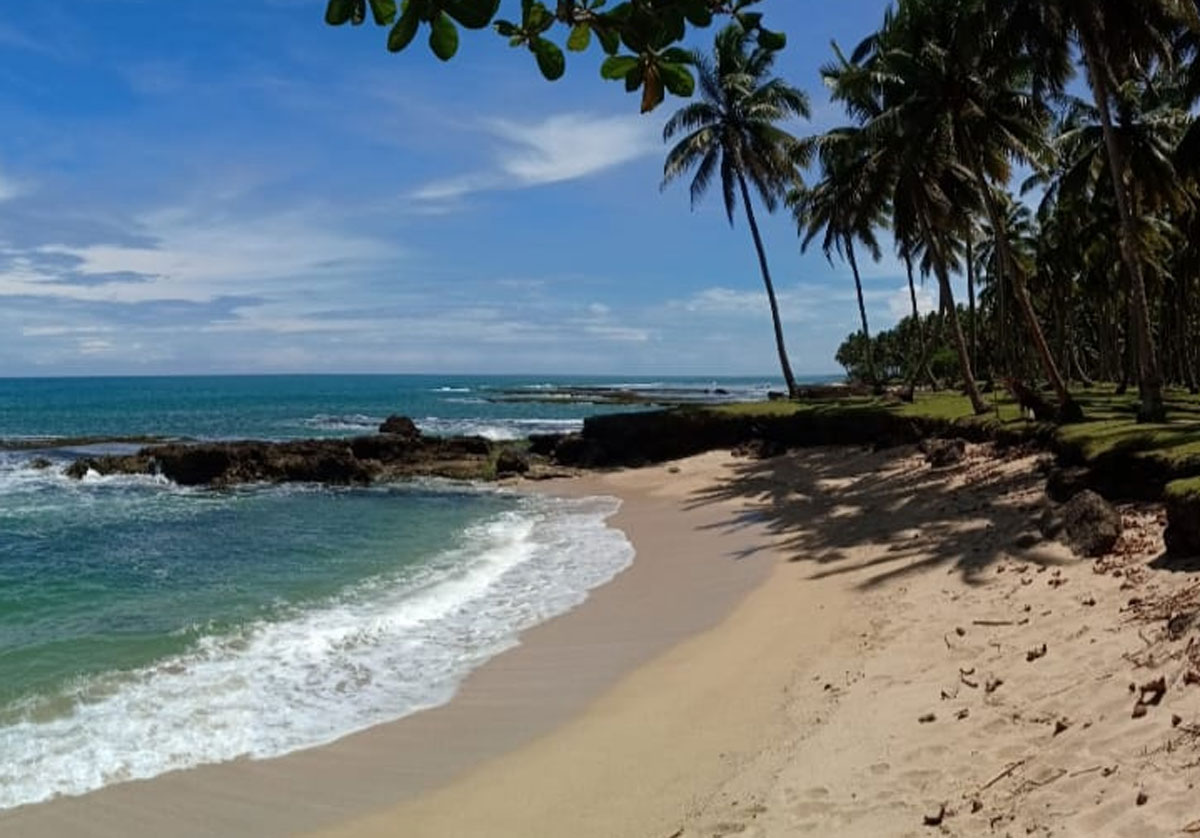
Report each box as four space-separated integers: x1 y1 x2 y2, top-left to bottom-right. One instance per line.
1038 505 1066 540
1060 490 1122 557
28 457 53 470
63 433 499 488
921 438 966 469
494 448 530 476
64 459 93 479
527 433 565 457
379 415 420 438
1165 481 1200 557
1014 531 1042 549
767 390 787 401
1046 467 1091 503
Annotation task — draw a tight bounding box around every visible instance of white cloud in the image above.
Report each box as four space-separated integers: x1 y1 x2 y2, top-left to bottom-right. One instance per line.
411 112 659 203
2 206 403 304
886 283 937 321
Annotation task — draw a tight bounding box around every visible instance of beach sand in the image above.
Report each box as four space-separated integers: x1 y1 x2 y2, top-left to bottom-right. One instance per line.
6 444 1200 836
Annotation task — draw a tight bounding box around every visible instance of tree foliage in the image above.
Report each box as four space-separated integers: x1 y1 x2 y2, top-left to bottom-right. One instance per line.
324 0 785 111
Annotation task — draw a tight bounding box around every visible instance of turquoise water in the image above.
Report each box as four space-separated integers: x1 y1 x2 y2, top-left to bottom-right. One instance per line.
0 374 795 442
0 373 815 809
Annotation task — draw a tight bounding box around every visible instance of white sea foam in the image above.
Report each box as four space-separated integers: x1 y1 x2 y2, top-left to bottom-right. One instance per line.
0 493 633 810
298 414 385 432
416 417 584 441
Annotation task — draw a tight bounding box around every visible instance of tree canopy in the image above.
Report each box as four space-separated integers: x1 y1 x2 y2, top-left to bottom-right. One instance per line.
323 0 784 111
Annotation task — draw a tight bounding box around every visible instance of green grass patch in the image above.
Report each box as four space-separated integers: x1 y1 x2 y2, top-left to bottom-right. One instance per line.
1165 476 1200 501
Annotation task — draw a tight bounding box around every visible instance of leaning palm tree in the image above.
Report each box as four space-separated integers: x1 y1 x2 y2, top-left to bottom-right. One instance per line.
662 24 811 398
992 0 1195 420
791 128 889 391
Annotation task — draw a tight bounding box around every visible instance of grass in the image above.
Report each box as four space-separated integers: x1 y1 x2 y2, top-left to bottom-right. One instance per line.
1165 476 1200 502
704 385 1200 486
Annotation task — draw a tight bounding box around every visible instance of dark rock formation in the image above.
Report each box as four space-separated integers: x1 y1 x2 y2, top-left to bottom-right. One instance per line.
64 433 501 488
1165 486 1200 556
28 457 53 470
495 448 530 476
1060 490 1122 557
920 438 966 469
379 415 420 438
1046 467 1092 503
527 433 565 457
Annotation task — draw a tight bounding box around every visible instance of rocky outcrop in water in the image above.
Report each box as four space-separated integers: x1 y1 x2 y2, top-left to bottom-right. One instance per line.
63 417 527 487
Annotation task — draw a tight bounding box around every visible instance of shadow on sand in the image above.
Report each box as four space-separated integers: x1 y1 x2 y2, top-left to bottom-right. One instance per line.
684 445 1074 590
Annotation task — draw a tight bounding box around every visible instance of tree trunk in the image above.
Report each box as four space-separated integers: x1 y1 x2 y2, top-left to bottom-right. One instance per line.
845 236 879 393
904 252 939 392
921 215 986 415
966 233 978 372
737 172 800 398
1079 30 1165 422
966 152 1081 421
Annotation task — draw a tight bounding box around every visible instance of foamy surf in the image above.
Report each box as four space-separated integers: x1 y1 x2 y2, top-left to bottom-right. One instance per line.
0 492 633 811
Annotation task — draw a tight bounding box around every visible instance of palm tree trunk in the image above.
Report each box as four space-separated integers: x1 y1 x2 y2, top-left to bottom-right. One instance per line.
903 252 935 392
736 172 799 398
1078 30 1165 422
966 234 978 373
966 153 1080 421
920 215 986 415
845 236 879 392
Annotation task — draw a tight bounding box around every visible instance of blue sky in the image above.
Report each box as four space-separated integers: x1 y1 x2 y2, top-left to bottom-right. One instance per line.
0 0 934 378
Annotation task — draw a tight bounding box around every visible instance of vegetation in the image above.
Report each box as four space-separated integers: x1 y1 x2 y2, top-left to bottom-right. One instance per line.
661 24 810 398
323 0 782 111
818 0 1200 424
326 1 1200 429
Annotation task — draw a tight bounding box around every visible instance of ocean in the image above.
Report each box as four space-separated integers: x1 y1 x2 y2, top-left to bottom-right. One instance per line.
0 374 809 810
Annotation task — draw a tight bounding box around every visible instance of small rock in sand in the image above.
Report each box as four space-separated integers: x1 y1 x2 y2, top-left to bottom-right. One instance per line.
918 712 937 724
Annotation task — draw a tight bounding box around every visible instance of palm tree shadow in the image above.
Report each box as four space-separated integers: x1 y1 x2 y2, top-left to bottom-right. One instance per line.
686 445 1070 590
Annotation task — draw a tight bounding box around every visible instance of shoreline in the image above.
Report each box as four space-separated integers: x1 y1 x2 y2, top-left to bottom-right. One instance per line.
6 441 1195 836
0 451 786 837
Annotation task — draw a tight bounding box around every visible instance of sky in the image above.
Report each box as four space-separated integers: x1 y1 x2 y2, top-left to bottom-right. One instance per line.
0 0 938 378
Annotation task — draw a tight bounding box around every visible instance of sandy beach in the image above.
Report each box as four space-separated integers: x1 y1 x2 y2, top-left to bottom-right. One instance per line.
6 443 1200 836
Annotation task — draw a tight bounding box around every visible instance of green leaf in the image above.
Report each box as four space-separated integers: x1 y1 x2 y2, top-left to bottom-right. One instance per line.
600 55 638 80
368 0 397 25
595 26 620 55
659 61 694 97
445 0 500 29
661 47 692 64
530 37 565 80
494 19 519 37
325 0 356 25
524 1 553 32
736 11 763 30
387 6 420 51
429 12 460 60
757 27 786 51
567 24 591 52
624 63 643 92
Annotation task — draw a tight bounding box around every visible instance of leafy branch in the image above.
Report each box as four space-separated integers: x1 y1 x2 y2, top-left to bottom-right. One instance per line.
324 0 786 111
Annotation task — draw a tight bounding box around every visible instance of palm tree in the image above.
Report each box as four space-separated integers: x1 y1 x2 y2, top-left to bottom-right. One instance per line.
662 24 811 398
992 0 1194 421
873 0 1083 419
791 127 890 391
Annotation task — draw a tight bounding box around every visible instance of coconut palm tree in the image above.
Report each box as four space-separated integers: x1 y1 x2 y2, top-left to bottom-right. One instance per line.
662 24 811 398
991 0 1196 420
871 0 1083 419
791 127 889 391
